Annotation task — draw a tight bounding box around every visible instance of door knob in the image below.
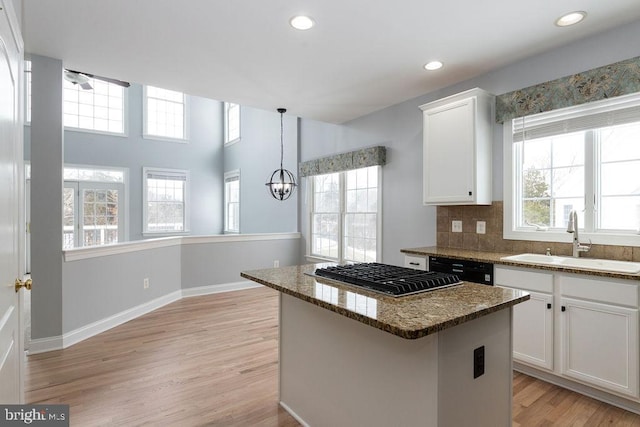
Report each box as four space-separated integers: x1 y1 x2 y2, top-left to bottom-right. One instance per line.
15 278 32 293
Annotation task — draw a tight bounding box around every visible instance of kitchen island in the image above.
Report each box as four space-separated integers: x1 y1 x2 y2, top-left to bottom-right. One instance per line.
241 263 529 427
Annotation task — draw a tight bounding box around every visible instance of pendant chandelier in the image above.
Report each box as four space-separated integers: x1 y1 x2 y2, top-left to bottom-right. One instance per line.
265 108 297 201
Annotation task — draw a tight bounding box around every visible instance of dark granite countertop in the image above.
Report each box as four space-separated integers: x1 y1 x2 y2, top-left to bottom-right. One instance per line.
401 247 640 281
241 263 529 340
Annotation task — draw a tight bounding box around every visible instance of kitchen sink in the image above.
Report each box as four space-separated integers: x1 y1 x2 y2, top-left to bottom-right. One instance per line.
500 253 640 274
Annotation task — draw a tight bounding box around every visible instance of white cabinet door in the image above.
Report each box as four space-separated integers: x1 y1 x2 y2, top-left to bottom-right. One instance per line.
560 297 639 399
422 98 475 204
420 88 494 206
512 291 554 370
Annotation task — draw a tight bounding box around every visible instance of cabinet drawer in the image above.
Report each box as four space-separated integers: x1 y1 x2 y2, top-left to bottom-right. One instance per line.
495 266 553 293
404 255 427 270
560 275 639 308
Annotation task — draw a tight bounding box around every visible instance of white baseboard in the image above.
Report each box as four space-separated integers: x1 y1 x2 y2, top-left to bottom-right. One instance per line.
28 335 63 355
181 281 261 298
28 282 263 354
279 402 311 427
62 290 183 350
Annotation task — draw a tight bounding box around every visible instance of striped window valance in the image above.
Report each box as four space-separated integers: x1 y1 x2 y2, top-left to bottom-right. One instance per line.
299 146 386 177
495 56 640 124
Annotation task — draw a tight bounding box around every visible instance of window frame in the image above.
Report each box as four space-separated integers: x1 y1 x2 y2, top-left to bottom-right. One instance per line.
503 94 640 246
142 85 189 142
63 75 128 137
64 181 126 249
224 169 241 233
224 102 241 146
142 167 190 236
24 59 31 125
307 166 382 264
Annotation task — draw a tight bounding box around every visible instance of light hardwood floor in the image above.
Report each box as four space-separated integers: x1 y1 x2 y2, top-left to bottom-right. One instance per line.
26 287 640 426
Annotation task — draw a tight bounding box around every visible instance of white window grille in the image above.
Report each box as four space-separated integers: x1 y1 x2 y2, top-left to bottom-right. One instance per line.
144 86 187 140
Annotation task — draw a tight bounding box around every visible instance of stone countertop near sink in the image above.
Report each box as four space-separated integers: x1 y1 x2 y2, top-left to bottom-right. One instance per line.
241 263 529 340
401 246 640 281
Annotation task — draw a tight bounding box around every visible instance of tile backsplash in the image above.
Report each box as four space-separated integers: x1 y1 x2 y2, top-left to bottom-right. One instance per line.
436 201 640 262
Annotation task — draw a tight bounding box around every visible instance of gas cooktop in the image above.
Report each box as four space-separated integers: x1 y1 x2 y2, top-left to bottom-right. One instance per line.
313 263 462 297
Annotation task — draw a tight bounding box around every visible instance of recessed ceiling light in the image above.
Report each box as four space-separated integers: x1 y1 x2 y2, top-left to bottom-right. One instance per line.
424 61 443 71
555 11 587 27
290 15 315 30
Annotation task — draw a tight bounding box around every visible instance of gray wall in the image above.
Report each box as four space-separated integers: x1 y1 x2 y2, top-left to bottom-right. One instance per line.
30 55 64 339
298 19 640 267
62 245 182 332
181 237 301 288
60 236 300 335
25 81 224 240
223 106 298 233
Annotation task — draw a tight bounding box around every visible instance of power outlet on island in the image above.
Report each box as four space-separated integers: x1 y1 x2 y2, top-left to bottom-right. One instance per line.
143 278 150 289
452 220 463 233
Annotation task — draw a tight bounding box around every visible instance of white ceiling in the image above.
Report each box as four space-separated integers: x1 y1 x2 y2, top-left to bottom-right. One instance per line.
21 0 640 124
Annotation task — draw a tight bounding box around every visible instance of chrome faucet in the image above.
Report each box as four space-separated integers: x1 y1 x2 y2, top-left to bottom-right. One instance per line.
566 210 590 257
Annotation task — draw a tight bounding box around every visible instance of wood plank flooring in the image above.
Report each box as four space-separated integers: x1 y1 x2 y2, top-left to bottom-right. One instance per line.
26 287 640 426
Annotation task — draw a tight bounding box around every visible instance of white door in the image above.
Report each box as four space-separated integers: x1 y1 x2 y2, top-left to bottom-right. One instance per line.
0 1 25 404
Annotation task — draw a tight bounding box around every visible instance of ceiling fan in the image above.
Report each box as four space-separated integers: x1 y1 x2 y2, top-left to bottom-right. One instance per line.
63 69 131 90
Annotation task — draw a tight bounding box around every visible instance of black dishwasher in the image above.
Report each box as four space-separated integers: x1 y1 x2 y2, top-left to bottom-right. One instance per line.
428 256 494 286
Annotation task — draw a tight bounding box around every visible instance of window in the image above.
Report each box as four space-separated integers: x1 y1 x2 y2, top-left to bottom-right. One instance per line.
310 166 380 263
143 168 189 234
144 86 187 140
24 60 31 124
224 102 240 144
61 166 126 249
504 93 640 245
64 76 125 134
224 170 240 233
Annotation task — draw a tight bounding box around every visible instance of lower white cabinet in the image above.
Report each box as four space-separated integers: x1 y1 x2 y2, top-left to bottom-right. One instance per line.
404 255 427 270
513 291 554 370
496 266 554 370
560 297 639 398
497 265 640 401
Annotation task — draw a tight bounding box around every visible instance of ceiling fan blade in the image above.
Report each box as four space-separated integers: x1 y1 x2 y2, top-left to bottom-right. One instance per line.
66 69 131 88
93 75 131 88
80 82 93 90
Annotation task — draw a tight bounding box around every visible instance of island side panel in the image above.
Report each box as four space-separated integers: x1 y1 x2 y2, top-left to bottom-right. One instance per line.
279 293 439 427
438 308 513 427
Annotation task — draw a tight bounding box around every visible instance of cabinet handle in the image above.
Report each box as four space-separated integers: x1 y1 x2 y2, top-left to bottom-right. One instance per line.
409 262 420 266
561 306 566 312
547 303 552 309
468 191 473 196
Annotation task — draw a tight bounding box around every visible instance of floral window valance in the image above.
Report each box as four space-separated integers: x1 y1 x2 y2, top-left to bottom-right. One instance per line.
299 146 386 177
495 56 640 123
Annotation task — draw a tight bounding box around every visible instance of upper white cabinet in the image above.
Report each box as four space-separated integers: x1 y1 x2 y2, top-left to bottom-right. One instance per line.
420 88 494 205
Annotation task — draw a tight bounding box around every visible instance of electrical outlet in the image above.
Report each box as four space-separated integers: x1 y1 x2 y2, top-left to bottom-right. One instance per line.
273 260 280 268
143 278 150 289
476 221 486 234
452 220 462 233
474 346 485 379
